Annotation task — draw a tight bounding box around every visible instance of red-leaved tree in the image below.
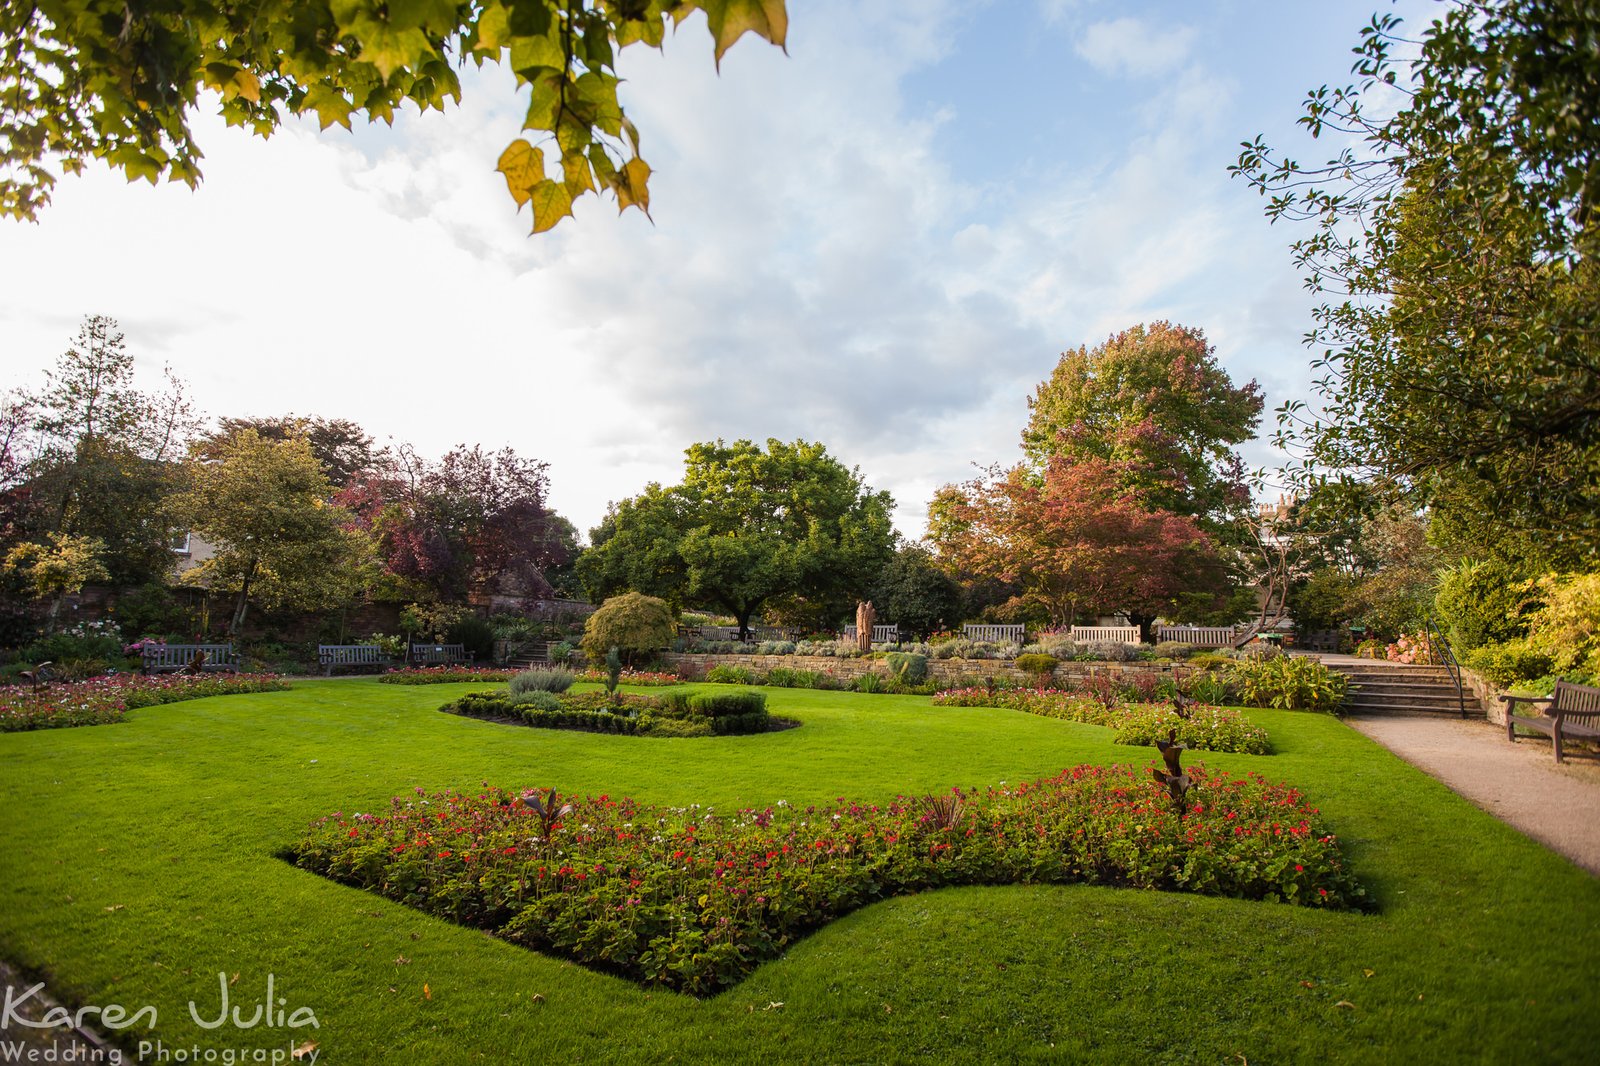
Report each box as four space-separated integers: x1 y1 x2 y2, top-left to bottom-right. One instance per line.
935 451 1221 632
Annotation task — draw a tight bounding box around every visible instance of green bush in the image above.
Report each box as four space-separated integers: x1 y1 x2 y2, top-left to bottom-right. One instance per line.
766 666 831 689
446 615 496 661
883 651 928 684
581 592 676 665
1524 573 1600 679
854 671 885 693
1180 671 1231 705
508 667 576 695
1150 641 1197 660
710 711 770 735
687 691 767 718
1014 653 1058 677
1463 639 1556 687
636 713 713 738
510 690 563 712
705 664 761 685
1112 704 1272 755
1226 656 1348 713
1434 559 1535 652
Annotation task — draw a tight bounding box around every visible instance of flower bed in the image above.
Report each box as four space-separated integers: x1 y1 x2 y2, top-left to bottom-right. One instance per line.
378 667 516 685
290 767 1366 994
931 687 1271 754
574 668 683 687
0 673 291 732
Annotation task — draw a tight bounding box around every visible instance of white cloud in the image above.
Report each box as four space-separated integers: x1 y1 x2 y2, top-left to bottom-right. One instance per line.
1 0 1370 545
1075 17 1197 78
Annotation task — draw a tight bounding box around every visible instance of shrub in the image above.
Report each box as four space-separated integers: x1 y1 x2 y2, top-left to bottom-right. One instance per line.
1524 572 1600 679
1180 670 1231 705
1151 641 1197 660
446 615 496 661
1463 639 1556 687
635 714 713 738
1226 656 1348 713
883 651 928 684
1434 559 1536 652
547 640 577 665
1083 641 1139 662
756 640 796 655
509 667 576 695
1015 653 1058 677
1189 652 1234 670
510 690 563 712
1112 704 1271 755
766 666 830 689
705 664 761 685
687 691 767 718
581 592 676 665
854 671 885 693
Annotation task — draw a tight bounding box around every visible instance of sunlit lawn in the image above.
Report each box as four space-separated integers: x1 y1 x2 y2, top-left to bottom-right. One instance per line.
1 678 1596 1063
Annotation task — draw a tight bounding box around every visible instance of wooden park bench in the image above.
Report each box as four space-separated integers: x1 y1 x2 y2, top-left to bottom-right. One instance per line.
1504 680 1600 763
141 643 241 674
409 643 474 667
963 624 1025 644
318 644 389 675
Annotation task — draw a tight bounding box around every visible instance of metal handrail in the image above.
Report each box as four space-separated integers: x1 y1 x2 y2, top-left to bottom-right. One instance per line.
1423 614 1467 718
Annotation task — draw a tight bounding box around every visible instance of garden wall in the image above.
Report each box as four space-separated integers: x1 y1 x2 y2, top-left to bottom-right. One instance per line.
662 653 1188 688
1461 665 1508 725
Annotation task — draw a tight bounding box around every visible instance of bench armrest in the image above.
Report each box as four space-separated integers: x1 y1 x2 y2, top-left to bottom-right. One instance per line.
1502 693 1553 715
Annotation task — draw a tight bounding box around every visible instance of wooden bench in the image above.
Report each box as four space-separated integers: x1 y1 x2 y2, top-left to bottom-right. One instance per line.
318 644 389 675
1071 625 1142 645
409 643 474 667
963 624 1025 644
141 643 241 674
1505 680 1600 763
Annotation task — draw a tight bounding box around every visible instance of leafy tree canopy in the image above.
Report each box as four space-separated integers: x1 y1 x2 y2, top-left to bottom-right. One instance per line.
579 438 895 638
202 414 386 488
4 315 198 585
870 543 964 641
1 0 787 232
1021 322 1263 524
1233 0 1600 566
175 428 372 634
930 451 1220 632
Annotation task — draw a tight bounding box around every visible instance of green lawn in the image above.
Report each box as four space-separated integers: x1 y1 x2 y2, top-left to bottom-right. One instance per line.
1 679 1596 1064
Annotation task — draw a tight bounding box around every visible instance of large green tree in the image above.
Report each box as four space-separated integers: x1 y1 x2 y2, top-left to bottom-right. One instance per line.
1021 322 1263 525
1233 0 1600 565
579 438 895 639
175 429 372 634
4 315 198 587
2 0 787 231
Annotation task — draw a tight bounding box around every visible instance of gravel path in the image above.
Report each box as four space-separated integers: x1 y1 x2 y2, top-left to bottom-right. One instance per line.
1346 713 1600 876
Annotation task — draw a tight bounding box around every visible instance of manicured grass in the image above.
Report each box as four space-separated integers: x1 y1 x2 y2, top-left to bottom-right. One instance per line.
2 679 1597 1063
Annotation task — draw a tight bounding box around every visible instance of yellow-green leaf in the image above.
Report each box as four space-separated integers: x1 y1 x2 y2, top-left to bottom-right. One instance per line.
699 0 788 68
529 178 574 233
497 140 545 208
615 157 651 215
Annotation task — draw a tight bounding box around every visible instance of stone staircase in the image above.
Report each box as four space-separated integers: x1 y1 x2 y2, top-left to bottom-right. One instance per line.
1324 659 1483 718
504 641 550 671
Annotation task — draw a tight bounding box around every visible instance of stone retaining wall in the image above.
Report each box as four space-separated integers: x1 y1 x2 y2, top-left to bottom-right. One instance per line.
662 652 1187 688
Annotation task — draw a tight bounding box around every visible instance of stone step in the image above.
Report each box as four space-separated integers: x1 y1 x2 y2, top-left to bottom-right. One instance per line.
1345 701 1483 718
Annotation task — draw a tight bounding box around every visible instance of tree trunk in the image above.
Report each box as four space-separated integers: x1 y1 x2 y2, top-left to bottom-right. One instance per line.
228 558 258 637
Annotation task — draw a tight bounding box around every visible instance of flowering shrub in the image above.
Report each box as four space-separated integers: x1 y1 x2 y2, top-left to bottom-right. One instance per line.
379 667 516 685
930 687 1270 754
1384 632 1438 665
0 673 290 732
291 767 1366 994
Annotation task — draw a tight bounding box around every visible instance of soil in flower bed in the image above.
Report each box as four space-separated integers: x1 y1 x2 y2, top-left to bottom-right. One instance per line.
288 765 1367 995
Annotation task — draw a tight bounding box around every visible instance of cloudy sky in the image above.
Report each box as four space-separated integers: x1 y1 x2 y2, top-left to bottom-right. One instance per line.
1 0 1425 540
